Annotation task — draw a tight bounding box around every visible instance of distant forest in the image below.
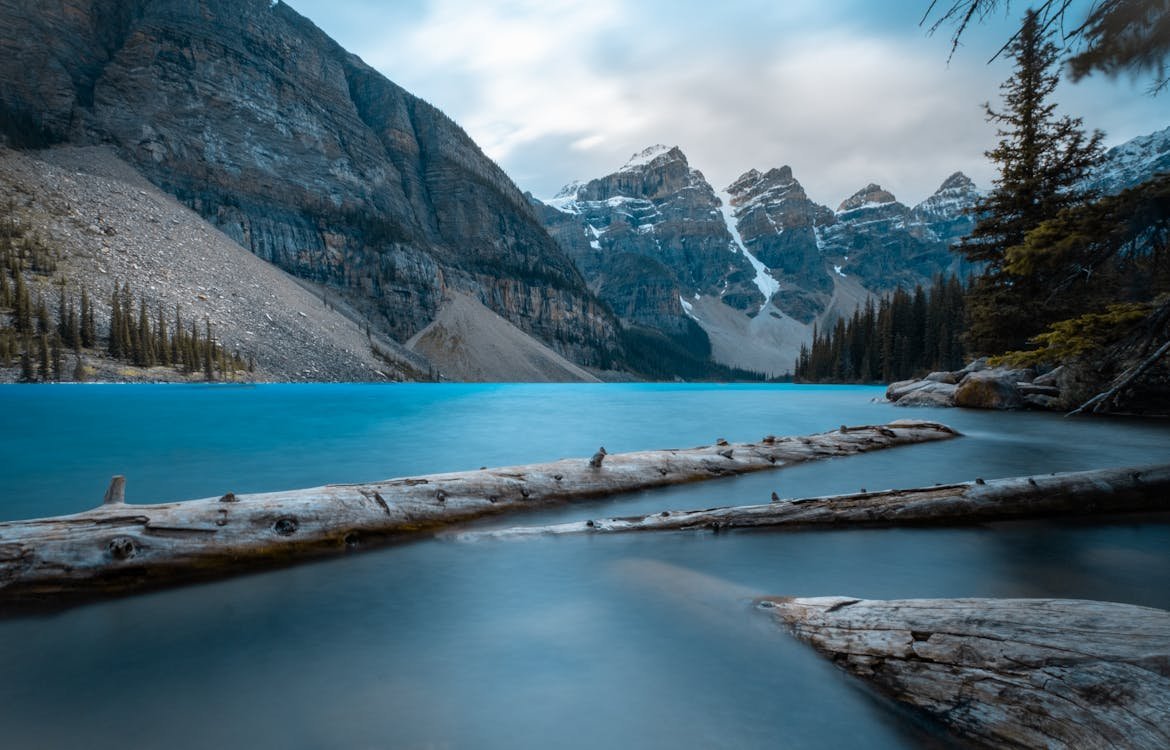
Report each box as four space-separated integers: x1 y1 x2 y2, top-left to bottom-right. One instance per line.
795 275 966 383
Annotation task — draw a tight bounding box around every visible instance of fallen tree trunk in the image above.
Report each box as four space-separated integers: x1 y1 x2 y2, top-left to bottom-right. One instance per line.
756 595 1170 749
0 420 955 605
453 463 1170 540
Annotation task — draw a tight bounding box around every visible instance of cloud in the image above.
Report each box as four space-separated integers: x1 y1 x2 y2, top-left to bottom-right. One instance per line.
295 0 1170 207
370 0 650 164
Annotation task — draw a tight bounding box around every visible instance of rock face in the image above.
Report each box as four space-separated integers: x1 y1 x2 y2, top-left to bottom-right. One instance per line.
725 166 834 323
0 0 619 368
1088 125 1170 195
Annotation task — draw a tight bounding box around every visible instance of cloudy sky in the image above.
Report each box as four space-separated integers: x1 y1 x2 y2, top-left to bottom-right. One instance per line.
285 0 1166 207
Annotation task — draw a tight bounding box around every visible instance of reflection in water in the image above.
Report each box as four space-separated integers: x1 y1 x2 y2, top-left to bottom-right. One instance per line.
1 384 1168 748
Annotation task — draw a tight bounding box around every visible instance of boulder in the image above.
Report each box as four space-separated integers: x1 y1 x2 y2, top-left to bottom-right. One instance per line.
924 370 959 384
1033 365 1066 388
886 378 927 401
893 381 956 407
954 369 1025 410
958 357 990 375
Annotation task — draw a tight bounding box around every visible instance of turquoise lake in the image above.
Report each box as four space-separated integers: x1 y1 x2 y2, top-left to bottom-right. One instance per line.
2 383 1169 748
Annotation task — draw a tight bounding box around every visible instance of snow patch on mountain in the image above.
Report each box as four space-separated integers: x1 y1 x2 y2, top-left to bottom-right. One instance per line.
717 190 779 302
620 144 675 172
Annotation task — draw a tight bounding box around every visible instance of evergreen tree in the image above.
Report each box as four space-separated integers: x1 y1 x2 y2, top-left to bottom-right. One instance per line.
35 294 50 335
36 332 50 381
108 286 123 359
13 272 32 333
958 9 1104 355
19 337 34 382
80 285 96 348
51 334 62 381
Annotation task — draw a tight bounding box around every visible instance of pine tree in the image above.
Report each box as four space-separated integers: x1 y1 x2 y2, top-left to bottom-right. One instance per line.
13 272 32 333
51 334 62 381
958 9 1104 355
80 285 96 348
203 318 214 380
37 332 50 381
19 337 34 382
108 287 123 359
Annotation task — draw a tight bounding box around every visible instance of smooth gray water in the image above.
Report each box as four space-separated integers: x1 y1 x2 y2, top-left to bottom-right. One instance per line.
1 384 1169 749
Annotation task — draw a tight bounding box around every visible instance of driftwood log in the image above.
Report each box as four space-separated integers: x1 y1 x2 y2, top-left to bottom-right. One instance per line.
0 420 956 605
756 596 1170 749
453 463 1170 540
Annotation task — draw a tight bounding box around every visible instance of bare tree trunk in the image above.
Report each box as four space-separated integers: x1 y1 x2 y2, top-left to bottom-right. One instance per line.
454 463 1170 540
0 420 956 606
757 595 1170 749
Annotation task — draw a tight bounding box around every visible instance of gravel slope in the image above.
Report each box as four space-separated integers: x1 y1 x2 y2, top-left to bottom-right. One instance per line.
406 292 600 382
1 146 430 381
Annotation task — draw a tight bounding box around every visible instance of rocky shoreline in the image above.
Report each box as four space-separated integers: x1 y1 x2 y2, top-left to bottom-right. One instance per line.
886 359 1067 411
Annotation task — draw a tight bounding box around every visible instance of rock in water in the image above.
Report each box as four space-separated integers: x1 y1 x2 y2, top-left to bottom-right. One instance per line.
759 596 1170 749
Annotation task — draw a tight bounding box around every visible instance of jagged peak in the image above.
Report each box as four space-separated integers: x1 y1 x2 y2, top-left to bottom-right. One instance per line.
764 165 795 184
936 171 975 193
837 183 896 213
726 165 799 198
553 180 585 200
619 144 686 172
543 180 587 213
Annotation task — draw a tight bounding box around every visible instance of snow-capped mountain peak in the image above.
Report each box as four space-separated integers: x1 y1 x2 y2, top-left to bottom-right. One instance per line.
619 144 682 172
837 184 898 214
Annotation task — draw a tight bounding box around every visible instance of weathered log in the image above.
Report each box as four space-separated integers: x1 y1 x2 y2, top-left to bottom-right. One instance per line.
453 463 1170 540
0 420 956 605
756 595 1170 749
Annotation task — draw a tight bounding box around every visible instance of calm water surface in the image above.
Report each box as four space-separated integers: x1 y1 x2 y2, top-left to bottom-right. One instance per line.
1 384 1169 749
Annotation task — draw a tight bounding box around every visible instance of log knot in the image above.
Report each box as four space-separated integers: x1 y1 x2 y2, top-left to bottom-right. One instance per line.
273 517 299 536
107 536 136 560
219 492 238 503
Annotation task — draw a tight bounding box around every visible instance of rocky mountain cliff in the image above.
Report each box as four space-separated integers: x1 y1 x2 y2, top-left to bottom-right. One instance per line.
1086 125 1170 195
539 147 980 375
0 0 619 372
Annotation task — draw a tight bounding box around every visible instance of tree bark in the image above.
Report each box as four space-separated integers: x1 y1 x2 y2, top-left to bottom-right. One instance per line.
0 420 956 606
453 463 1170 540
756 595 1170 749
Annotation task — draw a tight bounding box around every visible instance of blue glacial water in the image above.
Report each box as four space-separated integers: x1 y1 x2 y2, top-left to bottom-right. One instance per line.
1 383 1169 749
